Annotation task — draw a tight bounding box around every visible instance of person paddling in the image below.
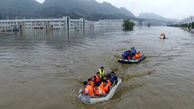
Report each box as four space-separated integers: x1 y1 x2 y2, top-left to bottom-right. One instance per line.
131 46 137 57
123 49 132 59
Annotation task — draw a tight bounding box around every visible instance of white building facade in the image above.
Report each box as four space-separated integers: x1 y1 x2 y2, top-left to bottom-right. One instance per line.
0 16 124 31
0 17 88 30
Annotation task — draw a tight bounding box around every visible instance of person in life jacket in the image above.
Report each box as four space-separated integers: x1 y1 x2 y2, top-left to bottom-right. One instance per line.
98 66 106 79
95 72 101 86
88 78 95 89
101 75 111 87
90 76 96 89
160 33 166 39
134 51 141 60
160 33 163 36
82 81 94 97
94 83 106 97
131 46 137 57
123 49 132 59
99 80 111 93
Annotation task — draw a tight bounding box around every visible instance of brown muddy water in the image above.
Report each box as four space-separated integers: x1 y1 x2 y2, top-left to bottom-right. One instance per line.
0 27 194 109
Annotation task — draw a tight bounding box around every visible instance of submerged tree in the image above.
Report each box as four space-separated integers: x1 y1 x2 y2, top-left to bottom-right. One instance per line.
123 19 135 31
188 24 191 29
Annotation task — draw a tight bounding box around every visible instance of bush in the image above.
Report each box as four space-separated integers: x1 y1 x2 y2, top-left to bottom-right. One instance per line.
192 22 194 29
188 24 191 29
123 19 135 31
181 24 188 27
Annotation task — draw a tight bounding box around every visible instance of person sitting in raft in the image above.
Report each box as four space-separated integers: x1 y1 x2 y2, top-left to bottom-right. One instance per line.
98 66 106 79
109 71 118 86
95 72 101 86
123 49 132 59
163 33 166 39
99 80 111 93
131 46 137 57
101 75 111 87
160 33 166 39
94 84 106 97
101 75 108 81
82 81 94 97
134 51 141 60
88 78 95 89
160 33 164 37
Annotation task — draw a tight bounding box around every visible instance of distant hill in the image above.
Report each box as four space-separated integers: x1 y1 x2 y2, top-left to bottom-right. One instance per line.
119 7 135 18
37 0 135 20
0 0 136 20
138 12 177 22
0 0 41 19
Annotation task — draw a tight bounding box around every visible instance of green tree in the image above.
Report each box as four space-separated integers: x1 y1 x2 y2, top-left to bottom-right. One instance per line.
123 19 135 31
188 24 190 29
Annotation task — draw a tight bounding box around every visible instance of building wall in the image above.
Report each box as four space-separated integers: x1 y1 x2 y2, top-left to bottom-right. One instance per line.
0 17 124 31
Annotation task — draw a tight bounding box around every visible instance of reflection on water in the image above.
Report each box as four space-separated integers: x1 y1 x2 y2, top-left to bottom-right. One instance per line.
0 27 194 109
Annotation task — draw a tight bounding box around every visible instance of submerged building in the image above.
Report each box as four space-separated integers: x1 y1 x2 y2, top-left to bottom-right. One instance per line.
0 16 123 31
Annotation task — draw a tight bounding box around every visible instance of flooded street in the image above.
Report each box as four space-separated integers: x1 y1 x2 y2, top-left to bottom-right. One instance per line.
0 26 194 109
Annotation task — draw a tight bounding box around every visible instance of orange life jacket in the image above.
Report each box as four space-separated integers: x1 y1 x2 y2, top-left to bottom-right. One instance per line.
99 81 111 93
107 80 111 87
134 54 138 60
94 87 105 96
83 85 94 96
134 53 141 59
95 75 100 82
90 81 95 89
134 54 138 59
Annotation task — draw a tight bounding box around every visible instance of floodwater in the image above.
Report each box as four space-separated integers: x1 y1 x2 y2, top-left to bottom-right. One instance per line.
0 27 194 109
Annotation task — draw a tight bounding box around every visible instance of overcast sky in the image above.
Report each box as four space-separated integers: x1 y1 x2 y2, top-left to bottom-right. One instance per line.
36 0 194 19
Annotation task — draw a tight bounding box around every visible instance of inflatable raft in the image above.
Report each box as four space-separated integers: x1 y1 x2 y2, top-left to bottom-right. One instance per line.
159 36 168 39
118 55 146 64
77 78 122 104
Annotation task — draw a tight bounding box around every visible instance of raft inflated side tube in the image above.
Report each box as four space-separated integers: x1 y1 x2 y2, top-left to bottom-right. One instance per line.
118 55 146 64
159 36 168 39
77 78 122 104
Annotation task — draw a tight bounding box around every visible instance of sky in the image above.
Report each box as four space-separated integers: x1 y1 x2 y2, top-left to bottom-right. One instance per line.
36 0 194 19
